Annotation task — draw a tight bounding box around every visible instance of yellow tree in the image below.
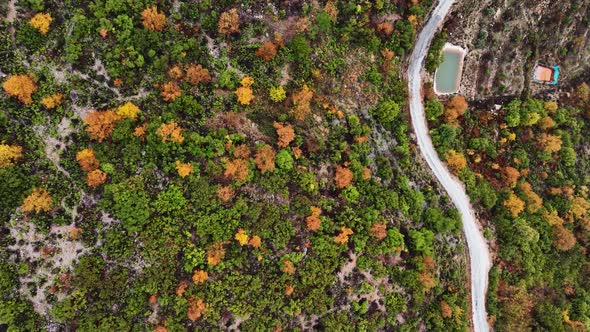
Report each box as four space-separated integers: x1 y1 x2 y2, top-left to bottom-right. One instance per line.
235 229 249 246
29 13 53 35
175 161 193 178
21 188 52 214
445 150 467 174
2 74 38 105
570 197 589 219
142 7 166 32
116 102 141 120
236 77 254 105
0 144 23 168
157 121 184 143
519 182 543 213
168 65 183 79
544 101 558 113
40 93 64 109
282 260 296 275
503 193 525 217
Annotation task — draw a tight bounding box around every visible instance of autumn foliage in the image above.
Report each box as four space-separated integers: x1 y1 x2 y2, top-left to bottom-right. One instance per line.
218 9 240 35
160 81 181 102
29 13 53 35
570 197 589 219
445 150 467 174
40 93 64 109
553 225 576 251
274 122 295 148
256 41 278 61
376 22 394 36
175 161 193 178
157 121 184 143
116 102 141 120
192 270 208 284
335 165 353 189
86 169 107 188
249 235 262 249
2 74 37 105
282 260 296 275
21 188 52 214
0 144 23 168
83 110 121 142
185 64 211 85
503 192 525 217
224 158 249 182
142 7 167 32
292 84 313 120
305 206 322 232
519 182 543 213
537 133 562 153
168 65 183 79
370 223 387 240
444 96 468 124
187 297 207 321
236 77 254 105
334 226 353 244
254 145 276 173
207 242 226 266
217 185 235 202
441 300 453 318
502 166 520 187
235 229 249 246
76 148 100 172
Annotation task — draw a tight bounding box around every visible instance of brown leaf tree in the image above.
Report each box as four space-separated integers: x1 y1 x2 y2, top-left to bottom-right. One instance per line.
255 145 276 173
218 9 240 35
142 7 167 32
256 41 278 61
83 110 121 142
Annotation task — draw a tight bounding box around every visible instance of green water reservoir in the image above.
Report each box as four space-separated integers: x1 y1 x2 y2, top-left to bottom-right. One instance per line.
434 49 462 94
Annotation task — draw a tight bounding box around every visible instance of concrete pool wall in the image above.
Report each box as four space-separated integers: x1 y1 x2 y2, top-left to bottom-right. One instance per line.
434 43 467 95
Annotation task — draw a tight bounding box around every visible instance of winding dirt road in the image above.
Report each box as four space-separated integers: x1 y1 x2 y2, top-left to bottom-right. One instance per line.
407 1 492 331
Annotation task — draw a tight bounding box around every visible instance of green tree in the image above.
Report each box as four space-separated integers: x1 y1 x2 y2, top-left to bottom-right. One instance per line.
370 99 400 123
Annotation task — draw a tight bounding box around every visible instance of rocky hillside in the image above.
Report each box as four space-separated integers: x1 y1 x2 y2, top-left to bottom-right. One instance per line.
443 0 590 99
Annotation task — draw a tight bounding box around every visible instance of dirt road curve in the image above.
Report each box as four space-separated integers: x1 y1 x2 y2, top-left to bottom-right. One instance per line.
407 1 492 331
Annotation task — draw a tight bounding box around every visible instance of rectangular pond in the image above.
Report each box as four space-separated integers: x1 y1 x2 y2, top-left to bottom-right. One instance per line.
434 43 466 95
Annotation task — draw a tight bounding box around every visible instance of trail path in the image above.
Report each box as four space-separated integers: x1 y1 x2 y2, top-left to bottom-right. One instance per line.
407 1 492 331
